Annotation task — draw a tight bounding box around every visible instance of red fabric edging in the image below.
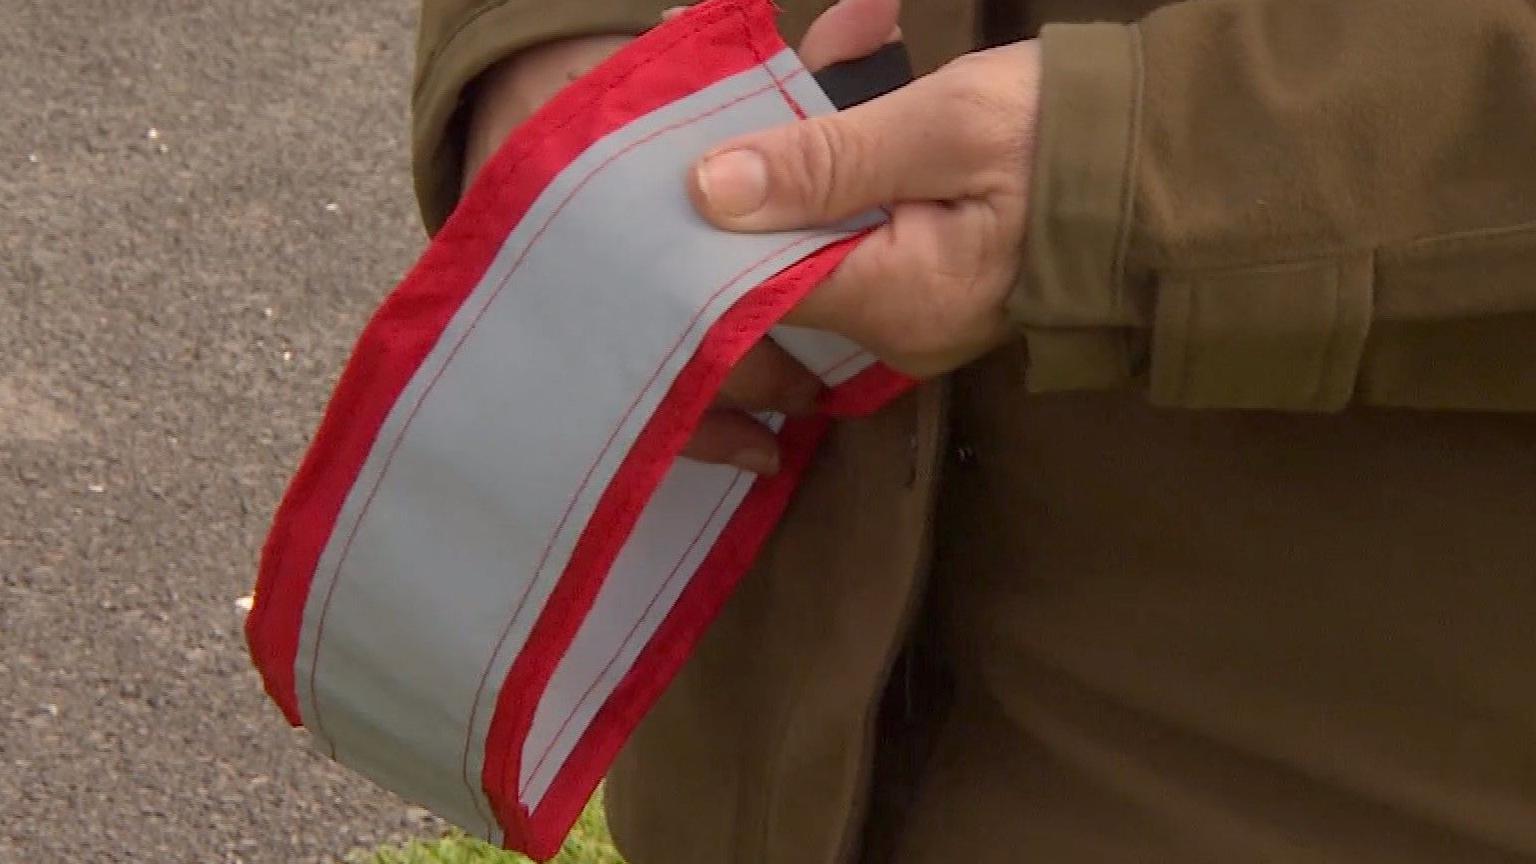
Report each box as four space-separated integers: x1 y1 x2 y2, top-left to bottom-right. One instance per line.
483 228 864 853
520 415 830 859
246 0 915 854
245 0 782 732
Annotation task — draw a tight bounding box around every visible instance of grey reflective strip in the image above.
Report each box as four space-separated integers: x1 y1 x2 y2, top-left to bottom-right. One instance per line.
517 413 784 807
772 324 875 387
295 48 877 838
515 58 879 810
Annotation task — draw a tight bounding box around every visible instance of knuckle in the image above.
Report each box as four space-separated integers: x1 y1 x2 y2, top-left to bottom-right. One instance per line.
784 118 855 217
932 62 1027 164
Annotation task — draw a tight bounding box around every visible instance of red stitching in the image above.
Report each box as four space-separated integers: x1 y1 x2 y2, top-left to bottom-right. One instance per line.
447 71 815 815
815 348 871 382
303 7 828 837
512 17 819 799
301 0 744 776
519 467 749 797
302 65 810 836
262 0 731 676
466 227 828 805
456 13 818 817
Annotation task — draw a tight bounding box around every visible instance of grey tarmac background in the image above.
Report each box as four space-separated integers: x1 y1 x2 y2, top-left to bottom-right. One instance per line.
2 0 450 860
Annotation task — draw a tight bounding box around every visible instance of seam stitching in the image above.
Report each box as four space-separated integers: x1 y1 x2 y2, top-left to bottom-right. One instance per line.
1309 260 1346 409
302 12 741 766
1110 23 1145 318
307 19 822 840
518 469 749 798
446 70 814 829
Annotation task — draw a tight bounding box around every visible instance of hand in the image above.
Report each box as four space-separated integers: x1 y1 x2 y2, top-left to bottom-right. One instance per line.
690 12 1043 381
463 0 909 475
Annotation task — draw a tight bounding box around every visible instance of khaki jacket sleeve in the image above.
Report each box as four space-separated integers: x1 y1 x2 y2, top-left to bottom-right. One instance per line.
1016 0 1536 412
413 0 675 232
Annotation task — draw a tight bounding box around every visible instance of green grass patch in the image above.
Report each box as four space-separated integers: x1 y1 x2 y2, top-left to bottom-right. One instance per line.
357 794 623 864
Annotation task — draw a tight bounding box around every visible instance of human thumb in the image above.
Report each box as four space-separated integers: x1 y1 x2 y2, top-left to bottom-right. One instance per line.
689 76 980 232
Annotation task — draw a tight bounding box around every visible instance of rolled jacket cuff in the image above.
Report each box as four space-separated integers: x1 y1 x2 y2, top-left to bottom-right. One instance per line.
1012 21 1144 392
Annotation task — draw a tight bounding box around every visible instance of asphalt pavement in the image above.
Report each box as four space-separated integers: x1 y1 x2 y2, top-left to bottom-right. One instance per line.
1 0 450 859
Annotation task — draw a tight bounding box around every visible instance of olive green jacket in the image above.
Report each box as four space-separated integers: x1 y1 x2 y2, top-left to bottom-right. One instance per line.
415 0 1536 414
410 1 1536 862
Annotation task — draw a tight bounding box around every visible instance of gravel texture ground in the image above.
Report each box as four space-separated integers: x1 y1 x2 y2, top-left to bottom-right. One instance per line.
1 0 449 860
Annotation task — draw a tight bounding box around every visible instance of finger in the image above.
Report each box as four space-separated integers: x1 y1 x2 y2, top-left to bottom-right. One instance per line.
715 341 822 415
681 408 781 475
798 0 902 73
688 76 990 232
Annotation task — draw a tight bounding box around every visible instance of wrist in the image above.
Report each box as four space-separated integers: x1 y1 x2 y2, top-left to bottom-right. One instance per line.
462 35 632 190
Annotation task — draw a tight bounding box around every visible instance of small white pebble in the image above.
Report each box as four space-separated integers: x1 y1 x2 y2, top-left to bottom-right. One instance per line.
281 351 292 362
235 595 255 612
44 703 58 717
156 144 169 154
146 127 160 140
262 307 274 319
323 202 339 213
87 482 105 493
26 153 39 163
